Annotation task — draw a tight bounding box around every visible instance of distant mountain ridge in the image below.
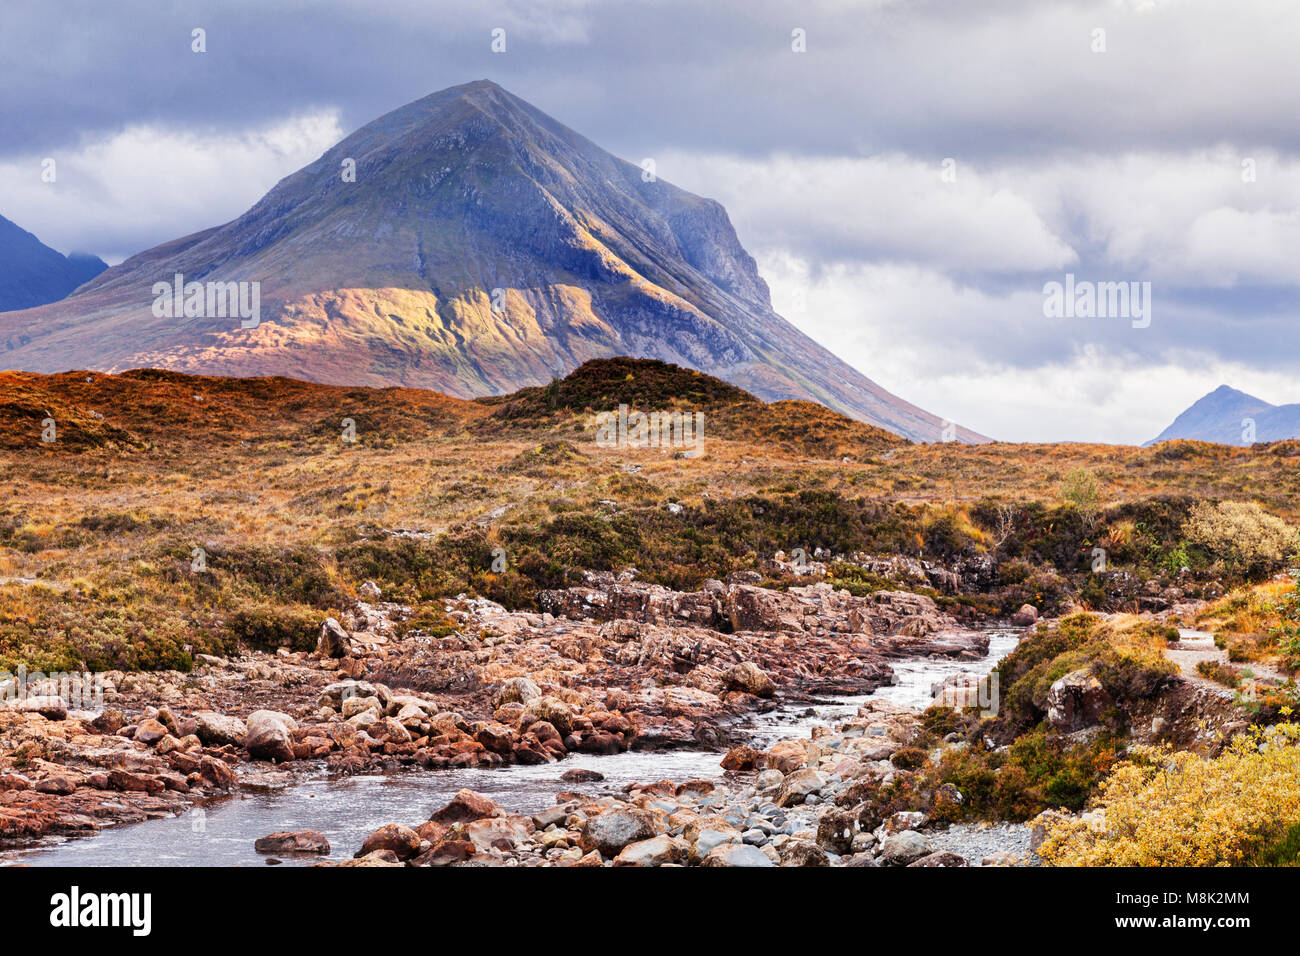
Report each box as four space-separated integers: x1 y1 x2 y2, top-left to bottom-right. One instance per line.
1147 385 1300 446
0 215 107 312
0 80 986 442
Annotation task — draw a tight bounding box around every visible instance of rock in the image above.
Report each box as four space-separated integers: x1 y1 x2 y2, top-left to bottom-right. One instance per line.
255 831 331 854
776 768 827 808
494 677 542 708
580 808 657 857
35 775 80 795
1029 809 1071 853
720 745 767 772
722 661 776 698
359 581 382 600
199 755 237 790
244 710 298 762
317 617 351 658
691 825 741 861
560 768 604 783
779 839 830 867
701 843 775 867
3 696 67 720
107 770 163 794
342 696 382 719
133 718 169 745
356 823 422 860
881 830 932 865
429 789 501 826
908 851 969 867
755 769 785 790
0 773 32 791
89 709 125 734
532 696 574 735
193 711 247 747
613 835 686 867
1045 669 1112 733
1011 604 1039 627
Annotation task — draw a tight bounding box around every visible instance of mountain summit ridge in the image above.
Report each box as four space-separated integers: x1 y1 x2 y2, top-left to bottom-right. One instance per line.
1147 384 1300 446
0 80 986 442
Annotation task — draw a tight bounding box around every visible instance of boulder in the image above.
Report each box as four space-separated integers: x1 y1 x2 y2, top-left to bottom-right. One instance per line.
356 823 422 860
316 618 350 658
244 710 298 763
494 677 542 708
721 662 776 698
908 851 969 867
254 831 331 855
1011 604 1039 627
193 711 247 747
776 768 827 808
1046 669 1112 733
613 835 686 867
779 839 830 867
881 830 932 865
720 745 766 772
580 808 657 857
429 789 501 826
700 843 775 867
133 718 169 745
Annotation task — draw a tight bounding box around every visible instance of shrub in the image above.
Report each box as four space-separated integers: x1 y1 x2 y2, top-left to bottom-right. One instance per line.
1183 501 1296 577
1040 723 1300 866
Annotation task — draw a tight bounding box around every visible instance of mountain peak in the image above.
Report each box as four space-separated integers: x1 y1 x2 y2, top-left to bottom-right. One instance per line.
1147 384 1300 446
0 83 987 443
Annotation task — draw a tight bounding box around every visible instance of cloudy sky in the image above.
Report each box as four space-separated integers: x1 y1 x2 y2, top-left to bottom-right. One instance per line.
2 0 1297 443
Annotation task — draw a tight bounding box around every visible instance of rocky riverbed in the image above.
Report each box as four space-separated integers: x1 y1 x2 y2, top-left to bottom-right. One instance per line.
2 571 1018 866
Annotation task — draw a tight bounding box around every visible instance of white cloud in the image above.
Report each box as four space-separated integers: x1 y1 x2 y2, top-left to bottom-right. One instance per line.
0 111 345 262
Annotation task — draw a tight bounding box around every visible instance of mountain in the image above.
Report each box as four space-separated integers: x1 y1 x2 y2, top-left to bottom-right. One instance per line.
0 215 107 312
0 80 986 443
1146 385 1300 446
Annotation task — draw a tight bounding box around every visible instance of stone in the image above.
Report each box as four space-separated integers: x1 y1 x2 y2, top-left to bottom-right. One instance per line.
560 768 604 783
494 677 542 708
779 839 830 867
244 710 298 762
1011 604 1039 627
908 851 969 867
720 745 767 772
342 696 382 719
200 755 238 789
700 843 775 867
356 823 422 860
133 718 169 745
881 830 932 865
722 661 776 698
255 831 331 854
776 768 827 807
1045 669 1112 733
429 789 501 825
580 808 657 857
193 710 247 747
613 834 686 867
317 617 351 658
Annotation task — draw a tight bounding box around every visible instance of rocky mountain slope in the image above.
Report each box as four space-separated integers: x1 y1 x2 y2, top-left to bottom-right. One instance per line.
0 215 107 312
0 81 985 443
1147 385 1300 446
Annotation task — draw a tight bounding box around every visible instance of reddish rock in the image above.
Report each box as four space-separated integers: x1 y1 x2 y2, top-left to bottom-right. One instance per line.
356 823 422 860
429 789 502 825
720 745 767 772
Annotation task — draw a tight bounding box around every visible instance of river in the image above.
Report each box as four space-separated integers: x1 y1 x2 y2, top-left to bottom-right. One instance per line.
2 628 1019 866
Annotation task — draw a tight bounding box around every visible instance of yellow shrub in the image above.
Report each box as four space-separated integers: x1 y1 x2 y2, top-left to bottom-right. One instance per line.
1184 500 1297 573
1040 723 1300 866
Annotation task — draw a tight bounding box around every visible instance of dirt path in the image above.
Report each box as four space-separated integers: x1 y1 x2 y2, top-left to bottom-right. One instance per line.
1168 629 1287 697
